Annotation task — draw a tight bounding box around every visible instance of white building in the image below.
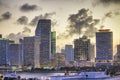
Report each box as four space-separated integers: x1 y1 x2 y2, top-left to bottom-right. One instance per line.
65 45 74 65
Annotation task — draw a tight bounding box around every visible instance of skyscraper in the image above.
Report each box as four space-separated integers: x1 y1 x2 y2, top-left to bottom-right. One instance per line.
0 34 2 38
117 44 120 55
0 38 14 66
89 44 95 61
96 29 113 66
74 36 90 61
65 45 74 64
51 31 56 57
114 44 120 62
55 53 66 68
19 39 24 66
23 36 40 68
9 44 20 66
35 19 51 67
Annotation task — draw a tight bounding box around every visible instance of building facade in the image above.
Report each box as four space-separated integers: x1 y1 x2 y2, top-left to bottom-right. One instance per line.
114 44 120 62
0 38 13 66
0 34 2 38
19 39 24 66
89 44 95 62
8 44 20 66
23 36 40 68
95 29 113 66
74 36 90 61
65 45 74 64
51 31 56 57
35 19 51 67
55 53 66 68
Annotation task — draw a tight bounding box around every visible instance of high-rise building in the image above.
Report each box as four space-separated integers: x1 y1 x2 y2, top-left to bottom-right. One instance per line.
55 53 66 68
74 36 90 61
9 44 20 66
0 34 2 38
114 44 120 62
89 44 95 62
95 29 113 66
23 36 40 68
35 19 51 67
19 39 24 66
65 45 74 64
117 44 120 55
51 31 56 57
0 38 14 66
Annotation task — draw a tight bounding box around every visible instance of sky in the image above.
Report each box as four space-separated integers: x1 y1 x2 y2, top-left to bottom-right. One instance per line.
0 0 120 53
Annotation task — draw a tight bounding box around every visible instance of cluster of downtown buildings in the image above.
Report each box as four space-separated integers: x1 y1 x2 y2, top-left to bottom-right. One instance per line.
0 19 120 70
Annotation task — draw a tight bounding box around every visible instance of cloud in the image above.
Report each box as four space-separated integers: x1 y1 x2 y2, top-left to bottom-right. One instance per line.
20 3 38 12
0 11 12 21
29 12 56 26
101 10 120 25
22 27 31 33
7 32 26 43
93 0 120 7
57 8 100 39
6 27 31 43
99 0 120 4
0 1 2 5
17 16 28 25
67 8 100 37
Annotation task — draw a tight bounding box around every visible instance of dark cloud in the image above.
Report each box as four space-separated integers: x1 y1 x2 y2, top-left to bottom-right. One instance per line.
51 20 57 27
67 8 100 37
57 8 100 39
99 0 120 4
115 11 120 15
20 3 38 12
93 0 120 7
101 10 120 25
29 12 56 26
0 12 12 21
7 32 25 43
17 16 28 25
0 1 2 5
101 12 112 24
7 27 31 43
22 27 31 33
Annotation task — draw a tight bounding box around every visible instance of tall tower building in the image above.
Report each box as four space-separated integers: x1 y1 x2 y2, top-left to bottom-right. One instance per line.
0 38 14 66
9 44 20 66
19 39 24 66
96 29 113 66
35 19 51 67
0 34 2 38
55 53 66 68
117 44 120 55
89 44 95 62
23 36 40 68
51 31 56 57
114 44 120 62
74 36 90 61
65 45 74 64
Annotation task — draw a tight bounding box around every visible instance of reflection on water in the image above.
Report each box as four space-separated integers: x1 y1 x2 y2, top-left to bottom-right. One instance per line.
18 72 64 79
18 72 120 80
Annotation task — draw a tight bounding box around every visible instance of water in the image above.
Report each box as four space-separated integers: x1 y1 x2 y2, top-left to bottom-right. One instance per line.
17 72 120 80
18 72 65 79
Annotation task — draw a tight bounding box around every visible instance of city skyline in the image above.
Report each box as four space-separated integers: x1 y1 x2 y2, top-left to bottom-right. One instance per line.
0 0 120 52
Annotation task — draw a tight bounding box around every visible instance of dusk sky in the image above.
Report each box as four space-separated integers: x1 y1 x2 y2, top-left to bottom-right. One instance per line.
0 0 120 53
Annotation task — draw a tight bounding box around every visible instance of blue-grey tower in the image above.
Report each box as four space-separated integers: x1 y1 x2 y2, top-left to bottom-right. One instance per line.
95 29 113 66
35 19 51 67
